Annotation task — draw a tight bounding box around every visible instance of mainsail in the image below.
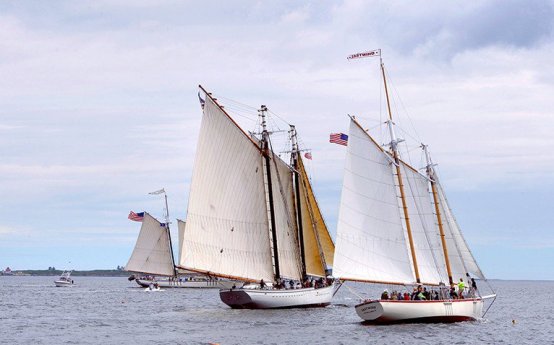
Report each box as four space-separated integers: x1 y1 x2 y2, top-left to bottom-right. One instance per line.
125 212 175 276
180 94 274 282
180 88 333 284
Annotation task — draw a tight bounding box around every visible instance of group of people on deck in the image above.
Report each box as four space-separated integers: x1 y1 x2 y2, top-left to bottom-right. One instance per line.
380 277 479 301
257 276 333 290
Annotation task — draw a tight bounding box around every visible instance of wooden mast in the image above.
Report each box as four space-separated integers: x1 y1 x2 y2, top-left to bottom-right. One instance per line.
381 58 421 284
260 105 281 280
163 192 178 278
423 144 454 286
290 125 307 280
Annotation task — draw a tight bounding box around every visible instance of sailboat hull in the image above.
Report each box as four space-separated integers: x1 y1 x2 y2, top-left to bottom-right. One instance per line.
355 298 483 324
220 284 335 309
135 278 236 289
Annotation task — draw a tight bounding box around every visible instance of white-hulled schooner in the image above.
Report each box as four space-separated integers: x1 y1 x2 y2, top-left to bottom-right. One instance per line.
333 50 496 323
178 86 336 309
126 201 236 289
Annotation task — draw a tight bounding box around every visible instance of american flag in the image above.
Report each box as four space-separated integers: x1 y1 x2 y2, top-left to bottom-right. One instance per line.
128 211 144 222
304 152 312 160
330 133 348 146
198 92 205 109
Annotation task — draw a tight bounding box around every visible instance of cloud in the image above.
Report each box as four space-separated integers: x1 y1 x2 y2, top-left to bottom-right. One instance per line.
0 1 552 279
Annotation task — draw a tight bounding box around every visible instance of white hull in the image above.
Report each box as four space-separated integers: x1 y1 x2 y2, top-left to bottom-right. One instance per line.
219 284 335 309
135 278 236 289
54 280 74 287
355 298 483 323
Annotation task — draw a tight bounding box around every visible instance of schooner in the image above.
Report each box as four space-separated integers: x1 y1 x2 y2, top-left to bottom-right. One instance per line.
333 50 496 323
126 193 236 289
178 86 336 308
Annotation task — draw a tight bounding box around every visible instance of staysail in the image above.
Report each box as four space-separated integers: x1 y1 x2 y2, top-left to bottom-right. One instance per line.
125 212 175 276
333 118 415 284
270 153 303 280
180 93 274 282
436 182 485 280
297 156 335 277
400 161 448 285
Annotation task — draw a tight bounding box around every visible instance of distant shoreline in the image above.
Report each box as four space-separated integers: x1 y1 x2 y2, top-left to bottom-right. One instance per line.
1 269 130 277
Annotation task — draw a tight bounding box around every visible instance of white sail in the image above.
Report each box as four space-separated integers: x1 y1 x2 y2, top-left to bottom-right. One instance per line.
436 182 485 280
270 153 303 280
180 95 274 282
177 219 186 265
400 162 448 285
125 212 175 276
334 119 415 284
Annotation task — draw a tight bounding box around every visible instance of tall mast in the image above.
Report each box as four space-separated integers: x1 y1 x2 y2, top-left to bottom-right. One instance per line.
260 105 281 280
290 125 306 279
381 57 421 284
149 188 178 277
423 145 454 285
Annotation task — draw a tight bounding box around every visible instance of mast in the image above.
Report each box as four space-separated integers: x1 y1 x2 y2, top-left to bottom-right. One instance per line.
381 58 421 284
163 191 178 278
423 145 454 285
290 125 307 279
260 105 281 280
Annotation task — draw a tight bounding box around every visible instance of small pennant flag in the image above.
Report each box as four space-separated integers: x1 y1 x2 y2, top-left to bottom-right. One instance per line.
304 152 312 160
330 133 348 146
149 188 165 195
347 49 381 60
198 92 205 109
128 211 145 222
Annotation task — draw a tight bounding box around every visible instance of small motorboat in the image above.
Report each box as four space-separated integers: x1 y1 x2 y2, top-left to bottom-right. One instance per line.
54 270 75 287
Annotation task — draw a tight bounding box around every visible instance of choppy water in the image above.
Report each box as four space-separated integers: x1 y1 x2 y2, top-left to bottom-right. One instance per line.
1 277 552 344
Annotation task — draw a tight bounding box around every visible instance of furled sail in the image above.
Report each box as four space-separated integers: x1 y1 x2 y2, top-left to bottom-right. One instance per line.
297 156 335 277
436 182 485 280
125 212 175 276
400 162 448 285
180 94 274 282
269 153 303 280
333 118 415 284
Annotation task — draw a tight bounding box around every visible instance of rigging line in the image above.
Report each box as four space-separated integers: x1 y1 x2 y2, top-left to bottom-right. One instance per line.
213 95 259 112
343 282 364 301
383 67 423 144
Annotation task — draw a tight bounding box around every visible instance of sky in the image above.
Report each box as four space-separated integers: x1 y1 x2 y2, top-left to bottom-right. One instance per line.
0 0 553 280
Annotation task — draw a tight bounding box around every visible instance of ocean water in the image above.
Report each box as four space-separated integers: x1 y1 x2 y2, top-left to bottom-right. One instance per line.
1 277 551 344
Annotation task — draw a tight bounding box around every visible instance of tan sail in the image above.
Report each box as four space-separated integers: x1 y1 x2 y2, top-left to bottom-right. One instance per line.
297 155 334 276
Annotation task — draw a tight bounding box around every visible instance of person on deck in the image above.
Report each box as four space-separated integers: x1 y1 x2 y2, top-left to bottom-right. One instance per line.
380 290 389 300
457 278 466 298
259 279 266 289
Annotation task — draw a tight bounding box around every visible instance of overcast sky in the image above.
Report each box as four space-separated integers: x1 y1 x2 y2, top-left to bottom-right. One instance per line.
1 0 553 280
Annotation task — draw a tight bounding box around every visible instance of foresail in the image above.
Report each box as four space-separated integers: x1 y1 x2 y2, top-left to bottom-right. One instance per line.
436 182 485 280
125 212 175 276
400 162 448 285
298 156 334 277
270 154 303 281
333 119 415 284
180 95 274 282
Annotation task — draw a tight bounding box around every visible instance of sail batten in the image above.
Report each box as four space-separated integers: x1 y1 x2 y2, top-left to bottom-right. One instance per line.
125 212 175 276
